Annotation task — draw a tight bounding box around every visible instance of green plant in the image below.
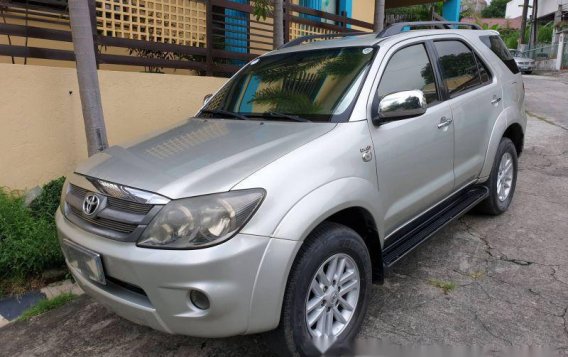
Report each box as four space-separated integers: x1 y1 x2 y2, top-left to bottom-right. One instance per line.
18 293 76 321
0 178 66 286
28 176 65 221
428 278 457 294
251 0 271 21
481 0 508 18
538 22 554 44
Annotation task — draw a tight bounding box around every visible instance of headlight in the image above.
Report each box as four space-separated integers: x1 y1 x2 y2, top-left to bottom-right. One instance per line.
137 189 265 249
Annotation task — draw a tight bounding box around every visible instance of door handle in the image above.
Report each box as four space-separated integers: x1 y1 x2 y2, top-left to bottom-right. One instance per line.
437 116 453 129
491 96 502 105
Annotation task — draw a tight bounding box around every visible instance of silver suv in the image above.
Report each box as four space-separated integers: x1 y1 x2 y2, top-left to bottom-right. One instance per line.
57 22 526 355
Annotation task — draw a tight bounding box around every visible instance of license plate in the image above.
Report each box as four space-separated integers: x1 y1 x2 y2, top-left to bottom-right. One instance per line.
62 239 106 285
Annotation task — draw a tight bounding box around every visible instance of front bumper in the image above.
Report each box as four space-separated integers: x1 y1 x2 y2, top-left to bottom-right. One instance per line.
518 63 534 72
56 210 300 337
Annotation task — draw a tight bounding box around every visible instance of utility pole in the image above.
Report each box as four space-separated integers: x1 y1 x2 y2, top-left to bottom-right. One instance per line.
68 0 109 156
519 0 530 50
530 0 538 49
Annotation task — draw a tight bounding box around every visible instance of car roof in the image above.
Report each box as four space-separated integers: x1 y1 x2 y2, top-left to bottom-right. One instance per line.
269 29 500 56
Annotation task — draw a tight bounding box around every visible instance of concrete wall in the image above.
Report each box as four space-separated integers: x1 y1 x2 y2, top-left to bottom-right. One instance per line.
0 64 227 190
352 0 374 28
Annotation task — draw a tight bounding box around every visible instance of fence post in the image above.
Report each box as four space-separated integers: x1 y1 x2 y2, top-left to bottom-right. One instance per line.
341 10 348 31
206 0 214 76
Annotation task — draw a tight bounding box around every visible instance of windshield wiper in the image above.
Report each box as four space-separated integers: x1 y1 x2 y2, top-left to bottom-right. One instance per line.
263 111 312 122
200 109 249 120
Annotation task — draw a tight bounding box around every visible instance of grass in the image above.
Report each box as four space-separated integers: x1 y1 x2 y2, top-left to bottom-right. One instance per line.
469 271 485 280
0 177 66 296
428 279 457 295
18 293 76 321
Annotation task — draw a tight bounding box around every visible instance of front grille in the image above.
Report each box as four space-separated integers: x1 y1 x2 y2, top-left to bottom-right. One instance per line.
64 183 161 241
69 184 153 215
69 206 138 234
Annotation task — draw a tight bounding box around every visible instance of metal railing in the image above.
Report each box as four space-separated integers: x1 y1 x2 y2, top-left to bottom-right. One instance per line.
521 43 559 60
0 0 374 76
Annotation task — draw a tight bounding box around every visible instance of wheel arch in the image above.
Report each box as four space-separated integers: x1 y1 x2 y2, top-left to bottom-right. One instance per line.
325 207 384 283
479 109 525 180
502 122 524 156
246 178 385 334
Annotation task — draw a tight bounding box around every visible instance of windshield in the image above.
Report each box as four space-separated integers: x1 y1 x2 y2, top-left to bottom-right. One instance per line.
199 46 376 122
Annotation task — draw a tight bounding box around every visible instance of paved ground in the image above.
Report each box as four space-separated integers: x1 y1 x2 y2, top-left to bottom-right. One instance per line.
523 72 568 129
1 74 567 356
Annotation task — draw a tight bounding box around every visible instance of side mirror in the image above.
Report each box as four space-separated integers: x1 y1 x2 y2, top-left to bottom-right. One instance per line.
203 93 213 105
373 89 427 125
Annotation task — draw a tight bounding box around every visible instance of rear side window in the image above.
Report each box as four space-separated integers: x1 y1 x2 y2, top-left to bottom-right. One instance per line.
434 40 484 97
377 44 439 106
480 35 520 74
477 55 491 84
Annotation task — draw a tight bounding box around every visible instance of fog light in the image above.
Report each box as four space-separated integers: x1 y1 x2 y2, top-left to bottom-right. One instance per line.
190 290 210 310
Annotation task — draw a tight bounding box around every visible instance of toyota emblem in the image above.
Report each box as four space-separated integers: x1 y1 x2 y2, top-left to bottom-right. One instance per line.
82 193 101 216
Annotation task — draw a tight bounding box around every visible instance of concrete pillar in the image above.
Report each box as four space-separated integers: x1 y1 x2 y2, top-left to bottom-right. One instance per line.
556 31 566 71
442 0 461 22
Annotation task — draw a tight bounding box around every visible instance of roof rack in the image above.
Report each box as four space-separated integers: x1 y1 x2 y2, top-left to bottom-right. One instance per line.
377 21 481 37
278 21 482 50
279 32 370 49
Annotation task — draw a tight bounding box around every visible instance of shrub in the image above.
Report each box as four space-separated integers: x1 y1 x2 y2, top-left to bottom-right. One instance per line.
28 176 65 221
0 178 66 284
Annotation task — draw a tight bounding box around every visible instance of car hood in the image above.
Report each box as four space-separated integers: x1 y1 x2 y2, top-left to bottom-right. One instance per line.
514 56 534 63
76 118 336 199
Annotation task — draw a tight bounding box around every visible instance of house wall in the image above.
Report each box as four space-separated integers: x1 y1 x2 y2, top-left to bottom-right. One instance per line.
0 63 227 190
505 0 532 19
537 0 568 18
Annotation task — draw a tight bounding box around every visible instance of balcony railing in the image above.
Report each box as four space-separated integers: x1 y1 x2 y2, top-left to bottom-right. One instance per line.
0 0 374 76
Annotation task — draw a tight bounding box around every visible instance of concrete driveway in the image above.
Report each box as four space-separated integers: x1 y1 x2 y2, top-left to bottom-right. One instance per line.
1 74 567 356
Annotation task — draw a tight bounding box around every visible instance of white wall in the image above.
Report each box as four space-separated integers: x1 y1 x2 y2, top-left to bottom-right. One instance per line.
537 0 568 18
506 0 533 19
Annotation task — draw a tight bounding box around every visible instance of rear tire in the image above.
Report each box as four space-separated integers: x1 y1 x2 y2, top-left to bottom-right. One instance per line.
476 137 518 215
269 222 372 356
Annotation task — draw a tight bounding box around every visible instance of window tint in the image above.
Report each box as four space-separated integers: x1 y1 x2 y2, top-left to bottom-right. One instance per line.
377 44 438 106
434 40 483 97
476 55 491 84
480 35 520 74
200 47 375 122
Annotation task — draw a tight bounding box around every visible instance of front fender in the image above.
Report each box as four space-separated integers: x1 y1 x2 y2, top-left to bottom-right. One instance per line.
272 177 384 244
245 177 383 334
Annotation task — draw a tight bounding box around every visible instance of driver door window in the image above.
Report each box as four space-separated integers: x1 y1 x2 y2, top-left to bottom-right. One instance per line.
377 44 439 107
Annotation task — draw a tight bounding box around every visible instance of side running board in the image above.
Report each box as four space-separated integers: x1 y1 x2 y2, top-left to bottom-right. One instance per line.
382 186 489 268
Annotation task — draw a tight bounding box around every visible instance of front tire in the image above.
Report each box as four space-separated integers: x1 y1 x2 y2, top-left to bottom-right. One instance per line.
476 137 518 215
270 222 372 356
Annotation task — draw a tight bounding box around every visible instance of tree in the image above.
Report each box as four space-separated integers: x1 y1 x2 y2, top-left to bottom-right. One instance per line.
68 0 108 156
374 0 385 32
481 0 508 18
273 0 284 48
